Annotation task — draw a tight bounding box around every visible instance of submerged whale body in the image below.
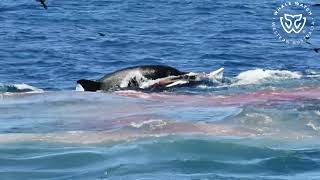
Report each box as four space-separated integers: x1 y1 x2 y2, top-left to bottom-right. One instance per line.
77 65 189 92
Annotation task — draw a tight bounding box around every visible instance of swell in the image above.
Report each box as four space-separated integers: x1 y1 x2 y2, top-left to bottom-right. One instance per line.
0 138 319 179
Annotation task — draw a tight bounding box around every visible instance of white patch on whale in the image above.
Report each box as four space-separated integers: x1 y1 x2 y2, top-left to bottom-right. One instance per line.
120 70 148 88
208 67 224 81
76 84 85 91
166 80 189 87
130 119 168 130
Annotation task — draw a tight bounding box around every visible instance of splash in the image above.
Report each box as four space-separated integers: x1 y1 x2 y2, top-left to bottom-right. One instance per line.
232 69 302 86
0 83 43 94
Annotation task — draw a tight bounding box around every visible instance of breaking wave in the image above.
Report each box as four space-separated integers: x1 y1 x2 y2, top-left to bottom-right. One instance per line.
197 69 306 90
0 83 43 94
232 69 302 86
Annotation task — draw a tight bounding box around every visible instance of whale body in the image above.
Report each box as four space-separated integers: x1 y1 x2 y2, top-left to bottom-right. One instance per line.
77 65 188 92
77 65 224 92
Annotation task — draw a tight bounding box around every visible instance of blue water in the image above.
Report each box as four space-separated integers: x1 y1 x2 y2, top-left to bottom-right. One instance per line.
1 0 320 179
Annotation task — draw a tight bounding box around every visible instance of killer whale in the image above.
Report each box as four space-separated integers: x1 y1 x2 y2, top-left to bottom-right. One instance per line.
77 65 224 92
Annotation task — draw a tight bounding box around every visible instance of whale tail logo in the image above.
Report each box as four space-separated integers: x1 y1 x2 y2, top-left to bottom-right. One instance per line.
280 14 307 33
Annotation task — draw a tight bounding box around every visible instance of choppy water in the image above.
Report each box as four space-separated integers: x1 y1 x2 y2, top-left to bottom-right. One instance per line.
1 0 320 179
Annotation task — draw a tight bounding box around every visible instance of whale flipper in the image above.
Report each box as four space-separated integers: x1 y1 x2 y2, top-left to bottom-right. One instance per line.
77 79 101 92
208 68 224 81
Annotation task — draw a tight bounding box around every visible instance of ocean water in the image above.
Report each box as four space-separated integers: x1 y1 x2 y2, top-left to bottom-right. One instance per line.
1 0 320 179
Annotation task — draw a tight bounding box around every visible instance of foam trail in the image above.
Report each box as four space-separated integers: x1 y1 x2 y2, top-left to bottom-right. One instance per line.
0 122 258 144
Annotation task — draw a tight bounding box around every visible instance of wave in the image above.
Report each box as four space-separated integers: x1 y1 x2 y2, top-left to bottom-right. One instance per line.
306 69 320 78
0 83 43 94
0 138 317 179
197 68 307 90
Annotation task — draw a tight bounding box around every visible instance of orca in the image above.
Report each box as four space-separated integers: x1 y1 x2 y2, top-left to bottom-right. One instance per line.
77 65 224 92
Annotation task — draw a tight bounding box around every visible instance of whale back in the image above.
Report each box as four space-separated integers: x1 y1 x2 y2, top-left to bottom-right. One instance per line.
100 65 184 81
96 65 185 91
77 79 101 92
139 65 184 79
78 65 186 91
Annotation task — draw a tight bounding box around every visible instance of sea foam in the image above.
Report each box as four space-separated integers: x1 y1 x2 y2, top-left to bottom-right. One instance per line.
232 69 302 86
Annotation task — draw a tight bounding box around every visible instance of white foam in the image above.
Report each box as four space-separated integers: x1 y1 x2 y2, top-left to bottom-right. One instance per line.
306 122 320 131
120 70 148 88
130 119 168 130
304 69 320 78
306 74 320 78
14 84 38 90
11 84 44 94
233 69 302 86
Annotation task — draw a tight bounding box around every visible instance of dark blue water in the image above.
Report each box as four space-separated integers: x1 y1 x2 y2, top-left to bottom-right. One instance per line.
1 0 320 179
1 0 319 90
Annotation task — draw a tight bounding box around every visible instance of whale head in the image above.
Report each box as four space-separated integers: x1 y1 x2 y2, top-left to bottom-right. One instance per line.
77 79 101 92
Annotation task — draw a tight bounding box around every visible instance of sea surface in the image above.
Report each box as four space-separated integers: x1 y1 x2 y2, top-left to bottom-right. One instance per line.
1 0 320 179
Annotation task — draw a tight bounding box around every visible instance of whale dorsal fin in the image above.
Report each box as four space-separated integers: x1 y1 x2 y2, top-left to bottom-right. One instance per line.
77 79 101 92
